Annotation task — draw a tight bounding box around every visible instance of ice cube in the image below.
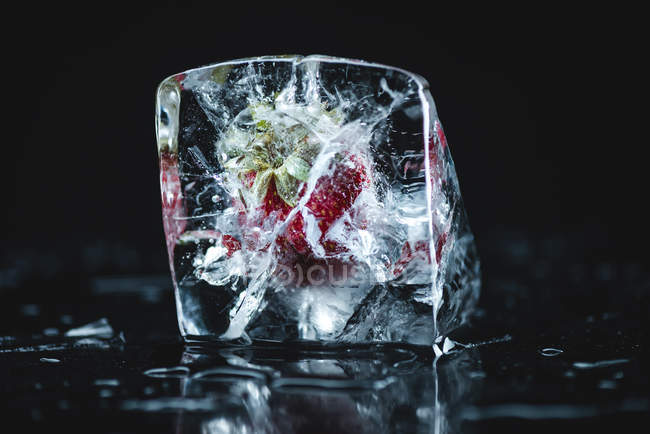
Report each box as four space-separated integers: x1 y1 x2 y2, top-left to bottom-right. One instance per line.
155 55 480 346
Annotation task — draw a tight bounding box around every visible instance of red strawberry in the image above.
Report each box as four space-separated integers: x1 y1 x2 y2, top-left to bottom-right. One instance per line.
177 230 243 257
261 177 293 219
172 73 186 90
221 234 242 257
242 171 257 189
221 102 370 265
392 233 448 278
232 152 369 261
160 151 187 257
435 120 447 150
231 173 296 253
159 152 243 260
283 153 369 257
391 122 450 277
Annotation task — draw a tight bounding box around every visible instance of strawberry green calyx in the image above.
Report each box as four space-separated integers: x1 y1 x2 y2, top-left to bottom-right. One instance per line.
218 99 342 207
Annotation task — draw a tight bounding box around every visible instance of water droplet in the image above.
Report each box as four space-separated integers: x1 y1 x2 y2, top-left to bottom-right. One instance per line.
65 318 113 338
99 389 114 398
94 379 120 387
73 338 111 350
21 304 40 317
0 335 16 344
43 327 59 336
40 357 61 364
540 348 564 357
573 359 629 369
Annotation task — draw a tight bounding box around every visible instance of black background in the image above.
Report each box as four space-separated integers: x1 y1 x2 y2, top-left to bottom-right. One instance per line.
1 4 648 432
2 2 646 281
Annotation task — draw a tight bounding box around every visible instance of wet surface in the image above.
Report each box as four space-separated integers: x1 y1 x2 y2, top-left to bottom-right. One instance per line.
1 228 648 433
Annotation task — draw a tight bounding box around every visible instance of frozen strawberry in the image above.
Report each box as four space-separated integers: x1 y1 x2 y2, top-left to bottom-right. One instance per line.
261 177 293 219
172 73 186 90
392 233 448 278
391 124 451 277
177 230 243 257
221 234 242 257
284 152 369 256
219 99 371 269
160 151 186 256
242 171 257 189
435 120 447 150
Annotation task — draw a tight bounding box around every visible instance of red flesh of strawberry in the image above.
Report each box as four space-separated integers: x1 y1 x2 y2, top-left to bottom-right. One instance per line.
221 234 242 257
238 153 369 259
285 153 369 256
160 151 187 256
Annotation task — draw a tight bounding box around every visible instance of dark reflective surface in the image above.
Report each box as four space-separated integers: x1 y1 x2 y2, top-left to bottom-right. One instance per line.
1 228 648 433
167 343 481 433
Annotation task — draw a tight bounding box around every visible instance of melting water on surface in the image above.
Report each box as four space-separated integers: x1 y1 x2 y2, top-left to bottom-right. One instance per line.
462 399 650 421
573 359 630 369
1 314 643 432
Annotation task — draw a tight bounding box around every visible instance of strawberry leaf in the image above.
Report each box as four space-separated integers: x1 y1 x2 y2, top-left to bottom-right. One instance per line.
283 154 311 182
274 167 301 206
251 170 273 201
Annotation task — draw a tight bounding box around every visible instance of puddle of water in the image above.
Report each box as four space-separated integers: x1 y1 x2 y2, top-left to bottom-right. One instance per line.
270 375 398 391
73 338 112 350
462 398 649 421
598 379 617 389
122 397 217 412
456 334 513 349
99 389 114 398
20 304 40 317
0 343 68 353
0 336 16 345
43 328 59 336
94 379 120 387
573 359 629 369
65 318 114 338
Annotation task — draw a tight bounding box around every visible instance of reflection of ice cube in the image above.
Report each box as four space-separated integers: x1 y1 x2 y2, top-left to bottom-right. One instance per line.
177 345 482 434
